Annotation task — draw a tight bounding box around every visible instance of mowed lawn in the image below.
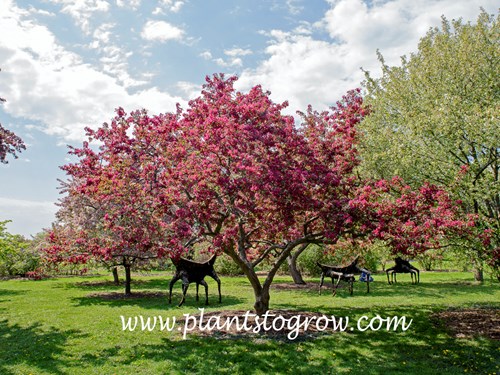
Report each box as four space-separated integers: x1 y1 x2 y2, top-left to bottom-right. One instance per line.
0 271 498 375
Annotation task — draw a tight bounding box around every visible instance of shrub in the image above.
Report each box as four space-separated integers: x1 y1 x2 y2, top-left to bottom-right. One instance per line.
214 253 244 276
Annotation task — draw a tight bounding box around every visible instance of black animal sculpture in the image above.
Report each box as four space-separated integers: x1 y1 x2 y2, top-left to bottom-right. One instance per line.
386 257 420 284
168 254 221 306
317 255 372 296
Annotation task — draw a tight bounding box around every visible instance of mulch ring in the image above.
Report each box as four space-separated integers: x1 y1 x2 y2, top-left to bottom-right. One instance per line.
272 281 352 292
178 309 350 341
432 308 500 340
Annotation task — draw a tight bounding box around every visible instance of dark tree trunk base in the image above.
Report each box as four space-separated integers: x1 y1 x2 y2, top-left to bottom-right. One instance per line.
112 267 120 285
473 268 484 282
287 255 306 285
124 264 132 295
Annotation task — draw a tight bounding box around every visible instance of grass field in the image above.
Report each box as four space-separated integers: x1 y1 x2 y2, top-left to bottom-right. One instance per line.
0 271 498 374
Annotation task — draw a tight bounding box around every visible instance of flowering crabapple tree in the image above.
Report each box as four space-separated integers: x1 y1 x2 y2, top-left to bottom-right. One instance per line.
350 178 476 253
46 110 187 295
49 74 473 311
153 75 471 314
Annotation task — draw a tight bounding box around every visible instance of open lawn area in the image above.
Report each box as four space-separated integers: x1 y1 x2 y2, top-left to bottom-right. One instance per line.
0 271 499 374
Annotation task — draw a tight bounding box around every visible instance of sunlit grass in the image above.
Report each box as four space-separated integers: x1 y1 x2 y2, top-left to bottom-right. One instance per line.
0 271 498 374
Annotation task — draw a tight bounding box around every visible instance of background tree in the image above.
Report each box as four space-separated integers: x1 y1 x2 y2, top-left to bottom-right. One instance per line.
360 10 499 280
46 110 181 295
0 221 40 277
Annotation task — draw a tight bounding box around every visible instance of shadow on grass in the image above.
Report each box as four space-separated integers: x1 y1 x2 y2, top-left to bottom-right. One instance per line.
0 289 27 296
0 289 27 304
0 320 85 375
273 278 498 299
70 277 170 291
69 275 251 291
68 275 243 310
71 291 245 310
76 308 499 374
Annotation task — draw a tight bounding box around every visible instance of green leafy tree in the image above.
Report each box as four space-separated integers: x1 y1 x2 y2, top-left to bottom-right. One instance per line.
0 221 38 277
360 10 500 280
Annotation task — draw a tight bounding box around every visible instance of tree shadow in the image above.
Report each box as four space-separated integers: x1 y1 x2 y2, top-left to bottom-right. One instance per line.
273 278 498 300
377 280 499 299
70 277 170 291
68 275 241 310
75 307 499 374
0 289 27 304
0 319 85 375
71 292 244 310
0 289 28 296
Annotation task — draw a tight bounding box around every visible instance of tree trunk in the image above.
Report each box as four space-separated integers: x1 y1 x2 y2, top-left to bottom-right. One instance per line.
225 246 271 315
124 264 132 295
288 243 309 285
225 240 307 315
473 267 483 282
287 255 305 284
112 267 120 285
254 287 270 316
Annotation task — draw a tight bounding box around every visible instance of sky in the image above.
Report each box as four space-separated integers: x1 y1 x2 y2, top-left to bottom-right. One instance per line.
0 0 498 238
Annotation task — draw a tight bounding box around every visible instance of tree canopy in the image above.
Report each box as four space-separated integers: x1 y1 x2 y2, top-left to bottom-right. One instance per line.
360 10 499 278
48 75 473 313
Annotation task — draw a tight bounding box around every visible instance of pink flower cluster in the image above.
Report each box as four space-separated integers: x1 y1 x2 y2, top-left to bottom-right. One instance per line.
45 75 474 268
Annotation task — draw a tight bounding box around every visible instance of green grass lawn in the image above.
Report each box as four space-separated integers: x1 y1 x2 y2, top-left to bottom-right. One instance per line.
0 271 498 374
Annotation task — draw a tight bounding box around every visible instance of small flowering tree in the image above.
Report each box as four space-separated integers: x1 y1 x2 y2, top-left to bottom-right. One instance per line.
46 110 184 295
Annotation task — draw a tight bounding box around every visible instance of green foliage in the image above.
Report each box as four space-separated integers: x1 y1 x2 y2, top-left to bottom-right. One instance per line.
214 253 244 276
364 240 394 271
361 10 500 273
297 245 351 277
0 220 40 277
416 249 445 271
297 241 394 276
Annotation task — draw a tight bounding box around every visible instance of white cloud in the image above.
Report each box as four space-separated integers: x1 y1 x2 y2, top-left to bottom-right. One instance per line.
201 47 253 67
0 197 58 237
92 22 114 45
159 0 185 13
152 0 185 15
215 57 243 67
239 0 499 114
271 0 304 16
0 2 185 141
116 0 142 9
88 23 148 88
238 33 353 114
285 0 304 15
49 0 111 34
141 20 184 42
200 50 212 60
224 48 253 57
27 6 56 17
176 81 202 100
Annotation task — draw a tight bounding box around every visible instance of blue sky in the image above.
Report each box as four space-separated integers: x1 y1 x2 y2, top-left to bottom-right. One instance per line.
0 0 498 237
